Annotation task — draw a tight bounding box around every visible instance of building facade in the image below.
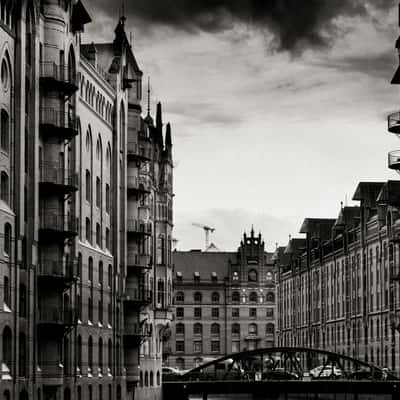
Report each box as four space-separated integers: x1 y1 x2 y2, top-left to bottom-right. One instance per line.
0 1 173 399
274 182 400 375
168 230 276 370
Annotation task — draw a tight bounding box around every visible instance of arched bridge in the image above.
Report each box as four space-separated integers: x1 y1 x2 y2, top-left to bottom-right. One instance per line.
163 347 400 400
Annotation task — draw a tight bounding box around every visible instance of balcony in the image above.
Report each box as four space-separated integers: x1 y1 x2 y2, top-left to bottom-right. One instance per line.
388 150 400 171
123 287 152 306
37 306 76 335
36 362 64 384
127 219 151 236
40 62 79 95
40 108 78 141
388 112 400 134
39 213 78 239
390 260 400 281
37 259 77 287
127 251 151 270
127 142 151 161
39 163 79 194
127 175 151 194
390 311 400 332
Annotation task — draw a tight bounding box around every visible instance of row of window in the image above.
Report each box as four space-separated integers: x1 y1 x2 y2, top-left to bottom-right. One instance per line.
175 322 275 336
83 217 111 249
139 370 161 387
175 307 274 319
175 291 275 304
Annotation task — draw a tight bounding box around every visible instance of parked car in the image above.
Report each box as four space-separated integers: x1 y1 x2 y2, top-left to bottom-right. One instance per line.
348 369 383 380
309 365 342 379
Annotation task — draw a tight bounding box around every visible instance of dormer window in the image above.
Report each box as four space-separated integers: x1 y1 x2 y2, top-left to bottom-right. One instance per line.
211 272 217 282
194 272 200 282
248 269 257 282
232 271 239 281
176 272 182 282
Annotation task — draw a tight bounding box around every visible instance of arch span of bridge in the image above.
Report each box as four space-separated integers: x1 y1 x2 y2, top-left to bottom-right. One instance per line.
163 347 400 400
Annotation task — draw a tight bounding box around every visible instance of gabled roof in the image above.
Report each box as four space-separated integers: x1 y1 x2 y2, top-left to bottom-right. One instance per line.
284 238 306 255
377 180 400 207
299 218 335 240
333 206 360 230
352 182 385 206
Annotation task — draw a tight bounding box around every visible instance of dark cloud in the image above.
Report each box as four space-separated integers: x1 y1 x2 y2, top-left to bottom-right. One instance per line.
84 0 396 53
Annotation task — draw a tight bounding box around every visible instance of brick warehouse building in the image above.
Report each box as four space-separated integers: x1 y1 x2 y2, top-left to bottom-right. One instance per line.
0 1 173 400
274 182 400 375
167 229 276 370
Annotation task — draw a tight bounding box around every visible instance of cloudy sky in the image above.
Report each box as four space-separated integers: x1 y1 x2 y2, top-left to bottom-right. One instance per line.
84 0 400 251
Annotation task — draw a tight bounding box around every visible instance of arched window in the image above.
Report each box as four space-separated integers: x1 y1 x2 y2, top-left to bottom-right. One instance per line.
232 323 240 335
96 223 101 247
194 292 202 303
98 337 103 372
1 110 9 152
96 177 101 208
77 335 82 371
108 339 112 371
232 291 240 303
140 371 143 387
88 257 93 282
211 323 220 336
175 291 184 303
266 292 275 302
150 371 154 386
4 223 11 255
86 218 91 243
193 323 202 335
249 292 258 303
18 333 26 377
88 336 93 371
3 326 12 367
157 370 160 385
1 171 9 203
157 279 165 308
248 269 257 282
144 371 149 386
86 169 91 202
211 292 220 304
248 323 257 335
3 275 9 306
19 284 27 318
176 323 185 335
266 323 275 334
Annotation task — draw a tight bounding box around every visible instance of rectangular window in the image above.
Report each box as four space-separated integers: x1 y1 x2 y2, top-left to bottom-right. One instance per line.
86 170 91 202
176 307 184 318
266 308 274 319
211 341 220 353
98 300 103 324
212 308 219 319
193 341 202 353
108 303 112 326
176 341 185 352
88 297 93 322
232 308 239 319
86 218 91 243
106 228 110 250
249 308 257 319
232 341 240 353
194 308 202 319
96 223 101 247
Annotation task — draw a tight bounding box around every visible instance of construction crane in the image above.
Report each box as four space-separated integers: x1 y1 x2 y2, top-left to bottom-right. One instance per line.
192 223 215 250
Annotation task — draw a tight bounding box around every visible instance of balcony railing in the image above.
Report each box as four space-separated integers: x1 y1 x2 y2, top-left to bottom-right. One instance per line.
127 175 151 192
40 107 78 138
39 213 78 236
38 306 76 325
388 112 400 134
124 287 152 304
40 162 79 190
40 61 78 92
127 251 151 268
37 259 77 281
127 219 152 235
127 142 152 160
388 150 400 171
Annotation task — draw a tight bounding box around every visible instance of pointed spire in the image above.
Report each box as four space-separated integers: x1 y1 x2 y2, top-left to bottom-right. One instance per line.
166 123 172 148
251 225 254 237
156 102 163 131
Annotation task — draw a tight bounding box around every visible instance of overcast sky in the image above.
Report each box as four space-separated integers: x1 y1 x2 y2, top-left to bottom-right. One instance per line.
83 0 400 252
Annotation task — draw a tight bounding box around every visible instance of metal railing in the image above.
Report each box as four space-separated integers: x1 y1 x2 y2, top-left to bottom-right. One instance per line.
37 259 77 280
124 287 152 303
40 107 78 131
388 150 400 170
127 219 152 235
388 111 400 133
127 251 150 267
40 61 78 87
40 162 78 188
127 142 152 159
38 306 76 325
127 175 150 192
39 212 78 234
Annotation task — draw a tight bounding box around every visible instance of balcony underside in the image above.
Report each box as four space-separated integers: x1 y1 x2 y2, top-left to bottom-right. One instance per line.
40 76 79 97
39 181 79 195
40 123 78 141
